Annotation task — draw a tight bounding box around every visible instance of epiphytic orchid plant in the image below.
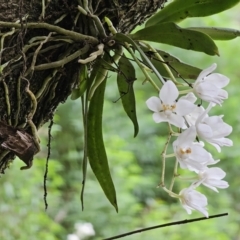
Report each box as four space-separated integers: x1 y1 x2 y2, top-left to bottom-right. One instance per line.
1 0 239 219
73 0 240 216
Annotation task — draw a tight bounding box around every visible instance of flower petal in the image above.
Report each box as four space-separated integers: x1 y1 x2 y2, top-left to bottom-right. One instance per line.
205 117 232 138
180 92 197 103
178 126 196 146
160 81 178 104
180 159 205 172
205 167 226 178
152 112 167 123
196 63 217 83
208 138 233 152
203 180 229 190
195 82 218 98
176 99 196 116
196 123 213 139
168 114 184 128
217 89 228 100
205 73 230 88
185 106 205 126
146 96 162 112
191 144 214 164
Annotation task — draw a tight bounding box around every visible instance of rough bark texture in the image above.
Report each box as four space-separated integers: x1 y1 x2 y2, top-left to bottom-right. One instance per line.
0 0 166 172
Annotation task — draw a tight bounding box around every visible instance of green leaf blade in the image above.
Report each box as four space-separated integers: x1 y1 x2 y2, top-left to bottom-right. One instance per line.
117 55 139 137
187 27 240 40
142 47 202 79
87 77 118 212
146 0 240 26
131 22 219 56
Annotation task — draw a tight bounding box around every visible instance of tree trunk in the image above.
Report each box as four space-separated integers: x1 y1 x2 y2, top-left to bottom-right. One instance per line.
0 0 166 172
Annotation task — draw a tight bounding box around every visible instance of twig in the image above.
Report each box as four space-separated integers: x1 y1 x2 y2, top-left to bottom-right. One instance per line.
103 213 228 240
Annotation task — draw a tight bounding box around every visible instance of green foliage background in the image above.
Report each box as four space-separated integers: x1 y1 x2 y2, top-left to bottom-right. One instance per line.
1 5 240 240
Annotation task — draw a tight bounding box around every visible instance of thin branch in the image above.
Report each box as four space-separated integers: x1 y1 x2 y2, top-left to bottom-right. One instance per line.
103 213 228 240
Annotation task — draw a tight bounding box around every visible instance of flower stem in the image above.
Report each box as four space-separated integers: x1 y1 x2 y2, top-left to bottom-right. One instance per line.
143 42 177 83
169 158 179 191
179 89 192 95
162 187 179 198
124 43 160 92
165 153 175 158
160 132 172 187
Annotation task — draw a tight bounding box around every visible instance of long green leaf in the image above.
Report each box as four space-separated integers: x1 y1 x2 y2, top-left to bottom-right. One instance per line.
87 76 118 212
117 55 139 137
141 47 202 79
187 27 240 40
99 58 119 72
146 0 240 26
81 62 102 209
131 22 219 56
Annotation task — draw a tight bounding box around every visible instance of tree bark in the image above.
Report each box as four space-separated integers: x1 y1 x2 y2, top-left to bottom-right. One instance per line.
0 0 166 172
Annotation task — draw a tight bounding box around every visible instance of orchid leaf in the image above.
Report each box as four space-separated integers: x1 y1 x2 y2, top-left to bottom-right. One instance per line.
81 61 103 209
117 55 139 137
87 76 118 212
146 0 240 26
187 27 240 40
99 58 119 73
141 47 202 79
130 22 219 56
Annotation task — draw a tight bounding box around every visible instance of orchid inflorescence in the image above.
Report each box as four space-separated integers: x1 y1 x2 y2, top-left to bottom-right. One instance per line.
146 63 231 217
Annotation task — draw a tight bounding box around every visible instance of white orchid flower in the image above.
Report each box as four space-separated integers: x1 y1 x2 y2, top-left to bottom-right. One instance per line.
146 81 195 128
173 126 218 172
193 63 229 105
179 186 208 217
195 103 233 152
195 167 229 192
185 105 205 127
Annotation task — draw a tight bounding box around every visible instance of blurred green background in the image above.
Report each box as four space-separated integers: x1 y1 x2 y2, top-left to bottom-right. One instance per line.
1 5 240 240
